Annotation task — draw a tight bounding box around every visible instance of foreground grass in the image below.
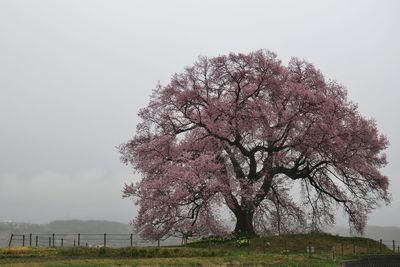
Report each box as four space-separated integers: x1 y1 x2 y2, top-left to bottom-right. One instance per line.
0 253 337 267
0 233 391 266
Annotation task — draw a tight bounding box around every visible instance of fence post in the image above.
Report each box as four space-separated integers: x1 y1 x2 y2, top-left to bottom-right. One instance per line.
130 233 133 247
74 239 76 247
308 242 311 258
78 233 80 247
48 237 51 247
367 240 370 254
35 235 38 247
8 234 13 247
22 234 25 247
61 238 64 247
157 238 160 247
29 233 32 247
284 240 287 253
353 240 356 255
104 233 106 247
341 243 344 256
52 233 55 247
332 246 335 260
380 239 382 253
393 240 395 253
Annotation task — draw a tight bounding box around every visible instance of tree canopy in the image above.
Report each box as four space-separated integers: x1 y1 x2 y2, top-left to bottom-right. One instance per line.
120 50 389 238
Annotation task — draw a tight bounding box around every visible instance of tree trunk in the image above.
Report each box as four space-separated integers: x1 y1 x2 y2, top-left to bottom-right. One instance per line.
233 209 256 236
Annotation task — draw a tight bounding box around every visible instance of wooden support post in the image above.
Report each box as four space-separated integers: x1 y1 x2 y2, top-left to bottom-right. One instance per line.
22 234 25 247
8 234 13 247
130 233 133 247
52 233 55 247
29 233 32 247
380 239 382 253
157 238 160 247
104 233 106 247
61 238 64 247
78 233 80 247
393 240 395 253
35 236 38 247
48 237 51 247
73 239 76 247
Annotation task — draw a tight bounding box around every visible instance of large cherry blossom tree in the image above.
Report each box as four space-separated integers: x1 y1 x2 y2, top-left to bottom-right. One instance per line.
120 50 389 237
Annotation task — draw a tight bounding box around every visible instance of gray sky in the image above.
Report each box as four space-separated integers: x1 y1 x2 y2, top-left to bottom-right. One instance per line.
0 0 399 226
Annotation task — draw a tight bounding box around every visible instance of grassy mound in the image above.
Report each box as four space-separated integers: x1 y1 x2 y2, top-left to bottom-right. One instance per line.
189 232 391 255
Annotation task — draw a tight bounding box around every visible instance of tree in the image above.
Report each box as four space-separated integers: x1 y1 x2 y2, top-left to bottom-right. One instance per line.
120 50 389 238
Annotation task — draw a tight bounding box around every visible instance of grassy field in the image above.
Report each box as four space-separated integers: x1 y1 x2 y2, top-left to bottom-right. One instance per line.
0 233 393 266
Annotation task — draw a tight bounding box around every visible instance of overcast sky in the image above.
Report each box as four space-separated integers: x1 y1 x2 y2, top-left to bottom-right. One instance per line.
0 0 399 227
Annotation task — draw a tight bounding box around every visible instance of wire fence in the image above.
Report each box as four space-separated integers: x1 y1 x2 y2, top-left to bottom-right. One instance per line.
4 233 177 248
382 239 400 253
2 233 400 259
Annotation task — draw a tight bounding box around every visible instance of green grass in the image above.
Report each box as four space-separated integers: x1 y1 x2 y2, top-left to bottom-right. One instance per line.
0 254 337 267
0 233 393 266
190 232 390 255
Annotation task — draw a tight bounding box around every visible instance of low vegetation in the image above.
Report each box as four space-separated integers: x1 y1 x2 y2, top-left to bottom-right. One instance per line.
0 233 393 266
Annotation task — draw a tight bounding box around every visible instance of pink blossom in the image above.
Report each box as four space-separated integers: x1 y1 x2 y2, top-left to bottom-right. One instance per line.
120 50 389 238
